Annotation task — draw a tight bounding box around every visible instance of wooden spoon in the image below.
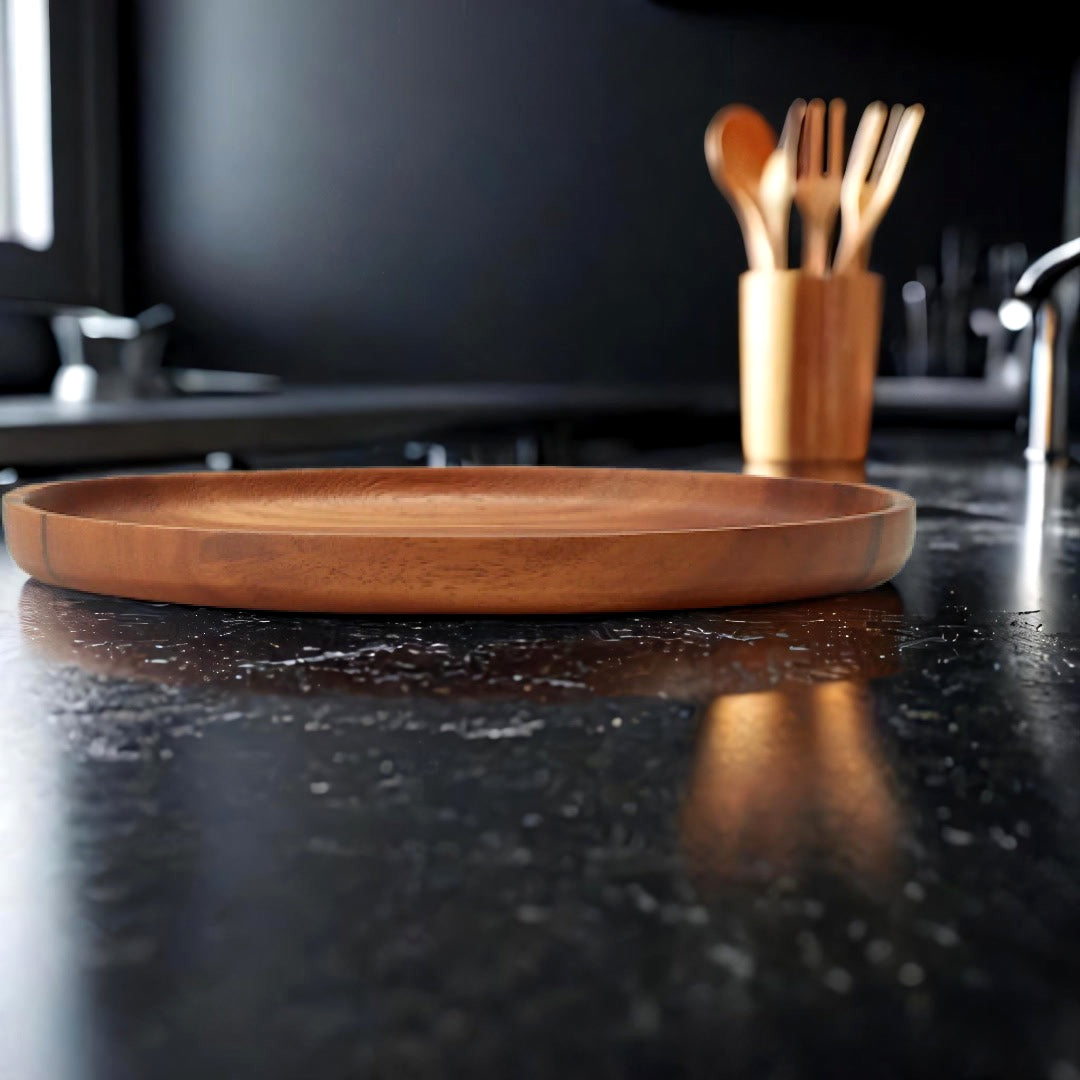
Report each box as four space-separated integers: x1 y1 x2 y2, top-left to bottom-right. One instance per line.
704 105 778 270
794 98 846 276
758 98 806 270
834 102 925 274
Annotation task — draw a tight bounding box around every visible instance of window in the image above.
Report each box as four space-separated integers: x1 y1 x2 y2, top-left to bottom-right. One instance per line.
0 0 55 251
0 0 121 310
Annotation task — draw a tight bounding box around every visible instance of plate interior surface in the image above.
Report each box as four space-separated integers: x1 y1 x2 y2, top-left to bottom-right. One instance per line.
16 467 899 533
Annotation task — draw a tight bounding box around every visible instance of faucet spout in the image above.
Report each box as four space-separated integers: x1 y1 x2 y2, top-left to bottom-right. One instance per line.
1003 237 1080 461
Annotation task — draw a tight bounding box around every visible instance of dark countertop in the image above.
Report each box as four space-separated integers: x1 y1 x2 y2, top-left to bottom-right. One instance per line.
0 377 1022 467
1 430 1079 1080
0 382 736 467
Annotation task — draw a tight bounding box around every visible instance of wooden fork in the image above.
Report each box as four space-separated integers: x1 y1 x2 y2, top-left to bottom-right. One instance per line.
794 97 845 276
834 102 925 274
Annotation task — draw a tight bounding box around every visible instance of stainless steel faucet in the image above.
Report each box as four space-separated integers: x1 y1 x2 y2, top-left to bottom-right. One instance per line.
1002 236 1080 461
47 303 280 402
50 304 175 403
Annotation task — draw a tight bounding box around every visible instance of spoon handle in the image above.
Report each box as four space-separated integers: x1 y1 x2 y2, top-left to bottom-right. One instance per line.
738 200 778 271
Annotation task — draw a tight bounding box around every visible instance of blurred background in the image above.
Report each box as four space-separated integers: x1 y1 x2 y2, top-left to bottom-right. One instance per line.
0 0 1076 471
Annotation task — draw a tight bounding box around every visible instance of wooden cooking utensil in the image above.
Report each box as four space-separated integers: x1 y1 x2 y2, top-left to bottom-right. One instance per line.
794 97 846 276
838 102 897 270
3 467 915 614
704 105 778 270
834 102 925 274
758 98 806 269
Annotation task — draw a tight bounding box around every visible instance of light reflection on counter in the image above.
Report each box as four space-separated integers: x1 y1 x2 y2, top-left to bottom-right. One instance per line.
0 547 84 1080
17 580 906 703
1017 460 1068 615
682 678 899 890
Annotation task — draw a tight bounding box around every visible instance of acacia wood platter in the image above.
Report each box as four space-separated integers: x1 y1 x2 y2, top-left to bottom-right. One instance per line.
2 467 915 614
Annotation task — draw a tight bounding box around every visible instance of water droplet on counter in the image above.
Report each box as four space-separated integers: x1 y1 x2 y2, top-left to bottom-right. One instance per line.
515 905 549 925
707 943 755 979
898 962 925 987
942 826 974 846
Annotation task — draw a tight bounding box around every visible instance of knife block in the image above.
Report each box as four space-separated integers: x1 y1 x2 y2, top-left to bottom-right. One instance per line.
739 270 884 465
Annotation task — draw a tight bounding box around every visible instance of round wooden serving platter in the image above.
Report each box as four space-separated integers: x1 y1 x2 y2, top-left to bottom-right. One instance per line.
2 467 915 614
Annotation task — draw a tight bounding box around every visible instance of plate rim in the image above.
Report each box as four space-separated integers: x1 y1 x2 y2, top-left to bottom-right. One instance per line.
3 466 915 541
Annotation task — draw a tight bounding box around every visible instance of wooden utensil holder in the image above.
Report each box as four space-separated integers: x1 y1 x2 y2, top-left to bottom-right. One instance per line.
739 270 884 464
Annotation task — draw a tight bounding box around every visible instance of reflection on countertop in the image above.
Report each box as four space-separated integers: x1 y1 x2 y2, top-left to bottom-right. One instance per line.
17 583 903 700
684 680 901 891
1 429 1080 1080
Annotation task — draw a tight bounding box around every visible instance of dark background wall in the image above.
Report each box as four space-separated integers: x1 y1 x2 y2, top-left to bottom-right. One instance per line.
117 1 1072 385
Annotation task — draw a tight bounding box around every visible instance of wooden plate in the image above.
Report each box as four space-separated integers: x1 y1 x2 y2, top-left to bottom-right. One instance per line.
2 467 915 614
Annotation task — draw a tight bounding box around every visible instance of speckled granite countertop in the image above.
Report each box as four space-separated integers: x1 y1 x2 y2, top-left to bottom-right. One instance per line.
1 431 1078 1080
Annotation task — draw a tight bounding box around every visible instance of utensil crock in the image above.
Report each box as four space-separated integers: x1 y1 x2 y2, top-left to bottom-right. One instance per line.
739 269 884 464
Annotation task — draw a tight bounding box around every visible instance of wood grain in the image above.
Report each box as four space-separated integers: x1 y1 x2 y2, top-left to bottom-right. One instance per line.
2 467 915 614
